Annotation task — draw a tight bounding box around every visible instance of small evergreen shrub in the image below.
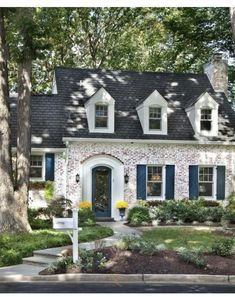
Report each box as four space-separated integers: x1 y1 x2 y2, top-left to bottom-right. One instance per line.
47 196 72 218
44 181 54 201
211 238 234 257
121 236 157 255
179 248 206 268
127 206 151 225
78 208 96 227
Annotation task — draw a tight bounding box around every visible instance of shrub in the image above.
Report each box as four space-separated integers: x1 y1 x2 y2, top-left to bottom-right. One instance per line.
44 181 54 201
47 196 72 218
179 248 206 268
78 208 96 227
127 206 151 225
29 218 52 230
121 236 157 255
0 249 22 267
222 209 235 224
211 238 234 257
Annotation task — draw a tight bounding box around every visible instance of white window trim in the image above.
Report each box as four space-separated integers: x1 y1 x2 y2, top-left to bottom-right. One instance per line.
94 103 109 130
30 153 46 182
84 88 115 134
148 105 162 131
146 165 166 200
198 165 217 200
136 90 168 135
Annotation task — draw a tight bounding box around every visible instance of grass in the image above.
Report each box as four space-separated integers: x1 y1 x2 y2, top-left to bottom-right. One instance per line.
142 227 231 250
0 225 113 267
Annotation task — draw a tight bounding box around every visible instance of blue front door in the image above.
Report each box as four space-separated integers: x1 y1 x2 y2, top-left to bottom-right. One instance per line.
92 166 112 218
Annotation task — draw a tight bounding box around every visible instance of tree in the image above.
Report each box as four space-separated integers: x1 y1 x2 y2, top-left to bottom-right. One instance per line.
0 8 27 232
230 7 235 54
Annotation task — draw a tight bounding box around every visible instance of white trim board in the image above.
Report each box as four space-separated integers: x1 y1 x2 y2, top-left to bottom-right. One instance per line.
62 137 235 146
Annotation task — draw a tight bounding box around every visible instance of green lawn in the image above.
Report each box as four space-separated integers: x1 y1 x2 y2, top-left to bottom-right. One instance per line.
0 225 113 267
142 227 230 250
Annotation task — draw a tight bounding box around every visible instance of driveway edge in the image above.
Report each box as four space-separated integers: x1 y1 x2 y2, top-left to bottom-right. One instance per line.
0 273 234 284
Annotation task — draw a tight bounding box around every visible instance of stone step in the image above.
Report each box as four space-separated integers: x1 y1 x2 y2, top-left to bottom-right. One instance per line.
33 245 72 258
23 255 57 267
96 217 115 222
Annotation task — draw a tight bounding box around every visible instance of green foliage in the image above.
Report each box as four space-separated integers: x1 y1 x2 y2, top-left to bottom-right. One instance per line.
28 207 52 230
47 196 72 218
78 208 96 227
44 181 54 201
179 248 206 268
142 227 229 250
0 226 113 267
211 238 234 257
79 249 107 272
127 206 151 225
149 199 224 223
121 236 157 256
222 208 235 223
47 256 74 273
29 218 52 230
227 193 235 211
47 250 107 273
78 226 113 243
5 7 235 101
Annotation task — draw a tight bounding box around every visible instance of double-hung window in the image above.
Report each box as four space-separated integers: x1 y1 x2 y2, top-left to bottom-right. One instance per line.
199 166 214 197
95 104 108 128
149 106 161 130
30 155 43 179
147 166 163 197
200 108 212 131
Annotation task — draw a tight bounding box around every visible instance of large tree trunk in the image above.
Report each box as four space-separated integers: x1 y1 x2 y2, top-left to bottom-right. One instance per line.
230 7 235 54
14 59 32 232
0 8 21 232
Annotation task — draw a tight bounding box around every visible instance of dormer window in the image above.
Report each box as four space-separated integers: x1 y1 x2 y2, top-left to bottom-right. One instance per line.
149 106 161 130
84 88 115 133
95 104 108 128
136 90 168 135
200 108 212 131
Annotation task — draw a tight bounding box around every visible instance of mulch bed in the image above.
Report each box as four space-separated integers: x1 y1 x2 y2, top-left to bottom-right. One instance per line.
39 247 235 275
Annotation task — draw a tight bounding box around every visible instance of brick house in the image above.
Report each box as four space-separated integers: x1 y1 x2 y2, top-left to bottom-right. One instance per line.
10 54 235 220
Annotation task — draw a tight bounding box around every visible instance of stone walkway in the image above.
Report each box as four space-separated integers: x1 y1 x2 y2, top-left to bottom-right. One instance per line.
0 221 141 277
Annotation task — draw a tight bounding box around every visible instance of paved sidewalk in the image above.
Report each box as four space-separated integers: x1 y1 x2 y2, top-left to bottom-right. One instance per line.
0 221 141 277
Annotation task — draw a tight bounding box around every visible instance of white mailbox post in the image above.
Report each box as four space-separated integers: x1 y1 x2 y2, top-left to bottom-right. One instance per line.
53 208 79 263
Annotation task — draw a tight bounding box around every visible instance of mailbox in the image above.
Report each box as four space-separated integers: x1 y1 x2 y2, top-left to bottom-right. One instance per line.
53 217 74 230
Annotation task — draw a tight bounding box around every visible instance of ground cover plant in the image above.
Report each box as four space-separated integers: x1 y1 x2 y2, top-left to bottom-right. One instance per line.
40 226 235 275
0 225 113 267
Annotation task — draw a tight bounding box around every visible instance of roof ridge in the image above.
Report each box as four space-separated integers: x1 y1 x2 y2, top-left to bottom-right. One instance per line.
55 66 207 77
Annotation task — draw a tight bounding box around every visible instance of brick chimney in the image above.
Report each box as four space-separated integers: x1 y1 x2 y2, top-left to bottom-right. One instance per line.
203 53 228 97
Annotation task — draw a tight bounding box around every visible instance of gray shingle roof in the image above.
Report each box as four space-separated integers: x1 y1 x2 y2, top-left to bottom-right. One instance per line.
10 95 64 148
10 67 235 148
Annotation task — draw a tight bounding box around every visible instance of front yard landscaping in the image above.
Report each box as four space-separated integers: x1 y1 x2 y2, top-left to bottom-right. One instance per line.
0 226 113 268
40 226 235 275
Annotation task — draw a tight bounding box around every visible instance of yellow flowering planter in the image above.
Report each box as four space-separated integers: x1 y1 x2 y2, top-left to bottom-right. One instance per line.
78 201 92 209
116 200 128 221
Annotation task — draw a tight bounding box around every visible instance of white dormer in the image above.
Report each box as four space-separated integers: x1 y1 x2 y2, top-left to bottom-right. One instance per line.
84 87 115 133
186 92 219 137
136 90 168 135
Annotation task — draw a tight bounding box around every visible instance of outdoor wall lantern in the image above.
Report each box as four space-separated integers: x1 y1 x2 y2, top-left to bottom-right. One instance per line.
76 173 80 183
124 173 129 184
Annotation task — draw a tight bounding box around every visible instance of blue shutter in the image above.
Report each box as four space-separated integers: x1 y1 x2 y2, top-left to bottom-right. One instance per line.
189 165 199 199
216 166 225 200
45 153 55 181
165 165 175 200
137 165 146 200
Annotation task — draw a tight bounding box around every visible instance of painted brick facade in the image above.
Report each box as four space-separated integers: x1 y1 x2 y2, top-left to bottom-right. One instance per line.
53 141 235 207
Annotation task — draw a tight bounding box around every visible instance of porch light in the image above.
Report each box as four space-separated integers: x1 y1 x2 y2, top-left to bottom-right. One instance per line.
76 173 80 183
124 173 129 184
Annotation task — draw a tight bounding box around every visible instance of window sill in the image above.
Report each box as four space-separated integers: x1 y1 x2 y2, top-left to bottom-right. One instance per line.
146 196 165 201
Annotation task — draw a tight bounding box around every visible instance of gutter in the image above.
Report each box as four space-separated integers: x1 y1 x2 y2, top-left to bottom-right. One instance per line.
62 137 235 146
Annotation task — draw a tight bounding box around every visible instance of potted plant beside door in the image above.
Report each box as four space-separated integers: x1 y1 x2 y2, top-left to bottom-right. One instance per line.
116 200 129 221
